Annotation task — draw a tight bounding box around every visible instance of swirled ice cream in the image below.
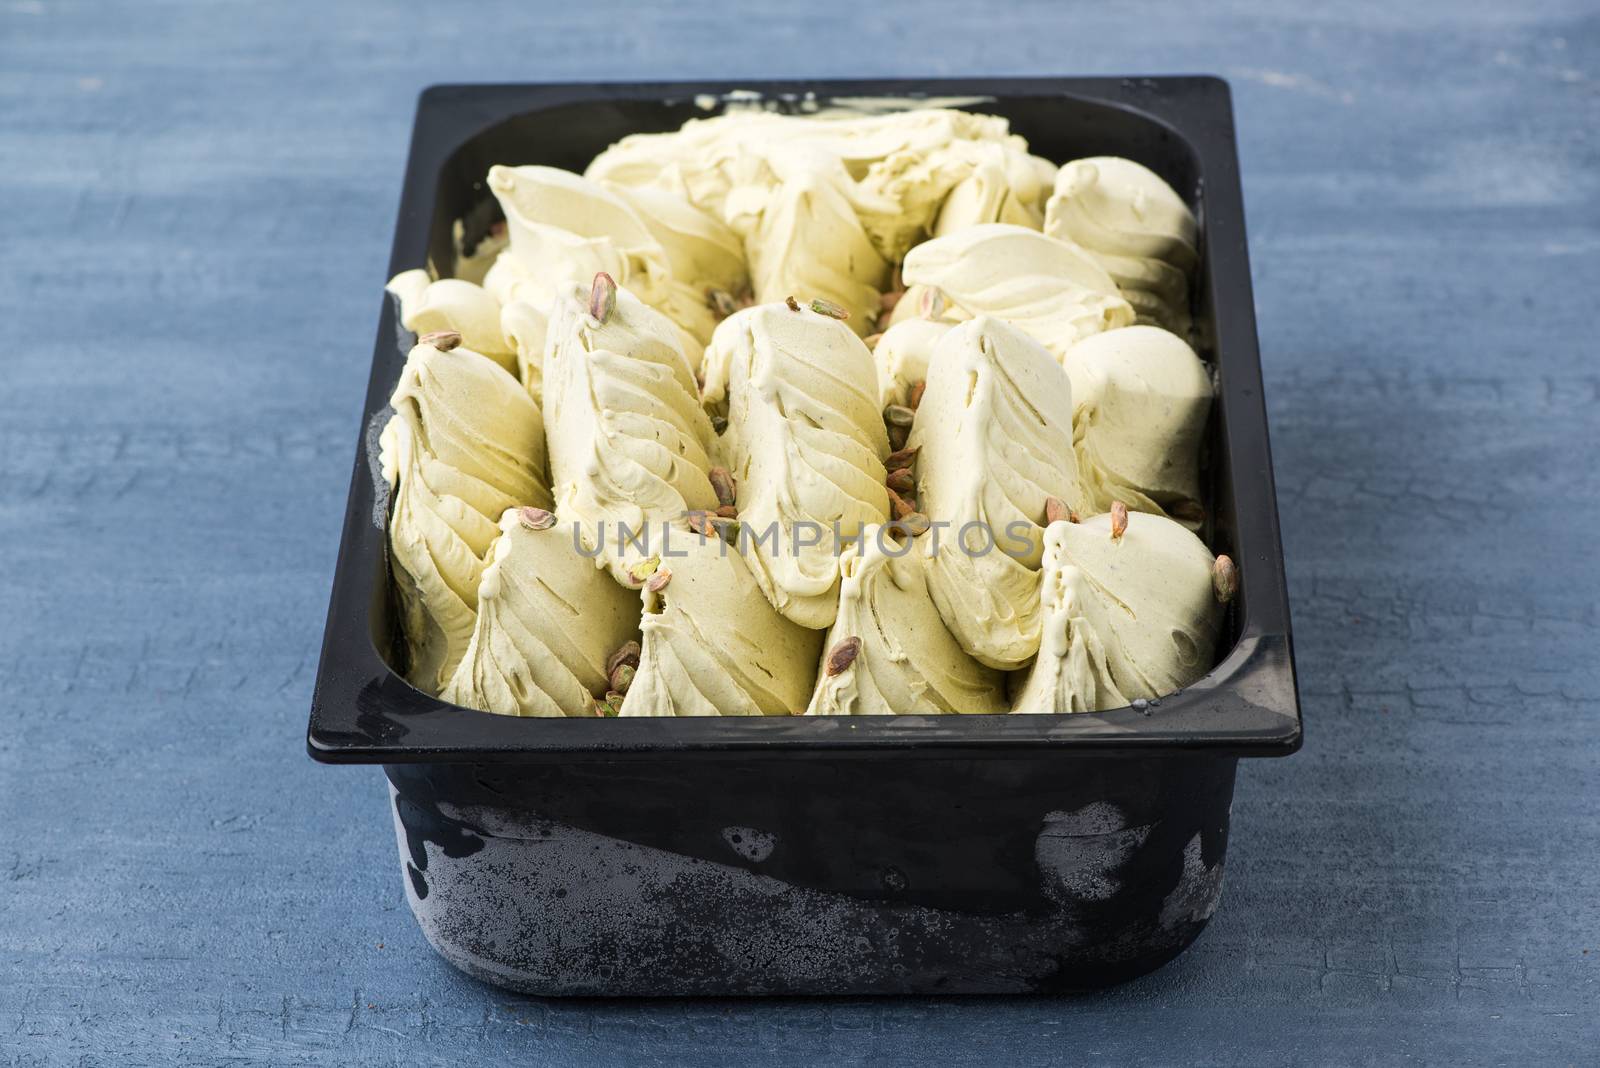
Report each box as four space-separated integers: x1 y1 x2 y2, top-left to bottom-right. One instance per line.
543 280 718 584
488 164 671 304
597 119 898 329
1011 512 1223 713
778 108 1025 258
1064 326 1212 529
586 108 1020 260
909 316 1087 669
806 529 1006 716
1044 157 1197 333
901 224 1134 361
380 335 552 692
388 335 549 508
602 180 750 348
442 509 641 717
379 106 1229 718
481 247 541 308
729 166 889 336
870 317 954 408
705 302 890 628
583 112 768 220
485 165 743 369
931 141 1056 236
619 524 824 717
385 270 516 374
380 413 489 694
585 108 1066 331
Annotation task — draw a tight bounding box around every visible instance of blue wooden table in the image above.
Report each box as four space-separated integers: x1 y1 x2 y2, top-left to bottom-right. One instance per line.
3 1 1596 1063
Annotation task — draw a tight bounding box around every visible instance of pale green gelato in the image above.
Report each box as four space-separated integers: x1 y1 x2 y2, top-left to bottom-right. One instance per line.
1012 511 1222 713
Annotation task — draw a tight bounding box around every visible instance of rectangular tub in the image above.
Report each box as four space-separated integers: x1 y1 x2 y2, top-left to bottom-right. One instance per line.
308 76 1301 996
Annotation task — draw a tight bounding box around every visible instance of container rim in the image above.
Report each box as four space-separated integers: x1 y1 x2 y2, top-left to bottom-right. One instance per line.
308 76 1301 764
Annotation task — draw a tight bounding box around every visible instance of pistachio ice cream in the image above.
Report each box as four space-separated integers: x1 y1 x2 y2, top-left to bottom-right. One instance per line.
379 107 1227 716
442 508 641 717
385 270 516 374
602 179 751 350
585 108 1060 330
806 528 1006 716
483 165 749 370
488 164 671 305
909 315 1086 669
619 525 824 717
586 107 1022 261
387 334 549 508
884 282 971 329
931 141 1056 237
704 302 890 629
380 411 490 695
380 334 551 693
542 279 718 585
497 299 549 403
1044 156 1197 333
901 224 1134 361
729 165 889 336
1011 512 1223 714
1064 325 1213 528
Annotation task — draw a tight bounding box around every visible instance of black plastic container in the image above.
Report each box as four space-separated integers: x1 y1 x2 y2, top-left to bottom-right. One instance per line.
309 77 1300 996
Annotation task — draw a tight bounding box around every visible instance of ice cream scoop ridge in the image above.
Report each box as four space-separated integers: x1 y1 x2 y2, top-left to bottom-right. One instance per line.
901 224 1134 362
441 510 642 717
602 180 750 347
385 270 517 374
1044 157 1197 334
909 316 1088 669
387 336 550 508
380 413 491 695
1011 512 1222 713
487 166 744 371
931 141 1057 237
619 525 824 717
1064 326 1212 529
380 337 552 693
730 163 889 336
487 164 671 305
543 280 718 584
704 303 891 628
805 528 1006 716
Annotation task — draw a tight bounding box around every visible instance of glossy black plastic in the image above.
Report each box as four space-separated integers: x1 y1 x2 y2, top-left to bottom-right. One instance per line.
308 77 1300 995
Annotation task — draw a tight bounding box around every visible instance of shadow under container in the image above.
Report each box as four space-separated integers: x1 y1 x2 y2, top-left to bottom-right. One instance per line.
309 77 1301 996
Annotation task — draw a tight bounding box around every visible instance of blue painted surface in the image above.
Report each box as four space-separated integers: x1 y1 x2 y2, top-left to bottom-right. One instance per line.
2 0 1597 1063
